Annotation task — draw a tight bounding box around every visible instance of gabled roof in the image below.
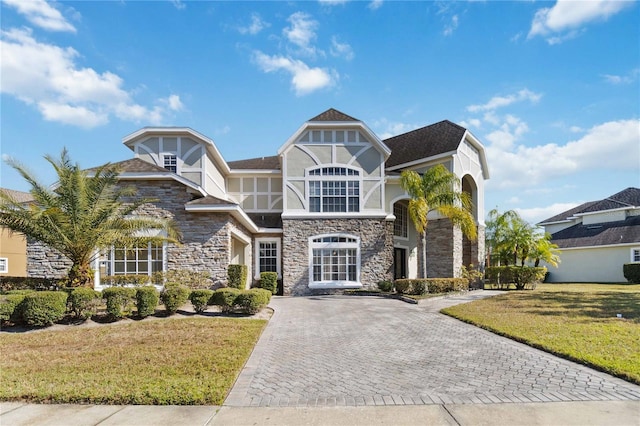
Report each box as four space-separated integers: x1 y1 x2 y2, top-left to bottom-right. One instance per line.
309 108 359 122
228 156 281 170
539 187 640 224
384 120 466 168
0 188 34 203
106 158 170 174
550 215 640 248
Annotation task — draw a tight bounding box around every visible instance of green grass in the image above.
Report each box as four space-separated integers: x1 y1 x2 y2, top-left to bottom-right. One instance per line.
0 317 266 405
442 284 640 384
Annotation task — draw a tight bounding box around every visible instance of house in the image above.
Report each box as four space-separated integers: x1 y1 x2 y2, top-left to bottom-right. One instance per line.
28 109 489 295
538 187 640 283
0 188 33 277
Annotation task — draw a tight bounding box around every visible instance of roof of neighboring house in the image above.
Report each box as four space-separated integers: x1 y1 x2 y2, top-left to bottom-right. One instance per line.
228 156 281 170
539 187 640 224
550 215 640 248
0 188 34 203
247 213 283 229
185 195 237 206
383 120 467 168
309 108 359 122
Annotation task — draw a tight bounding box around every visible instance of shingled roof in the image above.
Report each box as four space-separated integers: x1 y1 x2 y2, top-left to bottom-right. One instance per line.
309 108 359 122
539 187 640 224
228 156 281 170
87 158 170 174
185 195 237 207
0 188 34 203
384 120 467 168
550 215 640 248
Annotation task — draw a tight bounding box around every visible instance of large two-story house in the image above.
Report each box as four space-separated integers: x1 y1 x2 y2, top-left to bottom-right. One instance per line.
28 109 489 295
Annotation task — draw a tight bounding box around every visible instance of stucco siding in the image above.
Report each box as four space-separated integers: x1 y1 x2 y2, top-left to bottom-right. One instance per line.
544 245 635 283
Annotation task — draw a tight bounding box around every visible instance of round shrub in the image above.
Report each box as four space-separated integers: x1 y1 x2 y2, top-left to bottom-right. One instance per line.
0 293 31 323
69 287 101 319
136 286 159 318
210 288 242 313
189 289 214 314
102 287 136 319
377 280 393 292
258 272 278 294
20 291 68 327
235 288 272 314
160 285 190 315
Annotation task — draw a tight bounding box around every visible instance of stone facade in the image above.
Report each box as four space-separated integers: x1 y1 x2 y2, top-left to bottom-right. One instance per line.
425 219 486 278
282 218 394 296
27 238 72 279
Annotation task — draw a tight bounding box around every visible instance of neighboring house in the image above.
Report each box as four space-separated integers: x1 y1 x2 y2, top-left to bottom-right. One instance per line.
0 188 34 277
538 187 640 283
28 109 489 295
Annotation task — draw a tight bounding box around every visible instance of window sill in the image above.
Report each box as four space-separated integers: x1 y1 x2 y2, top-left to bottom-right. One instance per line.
309 281 362 290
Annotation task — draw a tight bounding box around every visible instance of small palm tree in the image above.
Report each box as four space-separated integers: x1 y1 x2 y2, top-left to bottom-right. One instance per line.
0 149 180 287
400 164 477 278
528 233 561 267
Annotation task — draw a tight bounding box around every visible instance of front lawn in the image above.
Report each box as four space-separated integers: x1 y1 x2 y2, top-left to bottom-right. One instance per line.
0 317 266 405
442 284 640 384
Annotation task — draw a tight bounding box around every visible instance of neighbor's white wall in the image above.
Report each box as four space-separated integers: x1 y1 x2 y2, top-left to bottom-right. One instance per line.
543 245 633 283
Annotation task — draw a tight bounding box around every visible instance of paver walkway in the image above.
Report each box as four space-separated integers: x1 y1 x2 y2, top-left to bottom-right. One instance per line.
226 292 640 407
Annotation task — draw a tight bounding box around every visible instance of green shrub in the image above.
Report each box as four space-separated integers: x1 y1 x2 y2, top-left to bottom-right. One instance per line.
189 289 214 314
102 287 136 319
377 280 393 292
394 279 412 294
20 291 68 327
235 288 271 314
411 279 428 295
485 266 546 290
0 276 63 292
160 285 190 315
0 293 30 323
227 264 248 289
136 286 159 318
623 263 640 284
460 264 484 289
101 275 151 287
427 278 468 293
210 288 242 313
68 287 101 319
151 270 212 289
258 272 278 294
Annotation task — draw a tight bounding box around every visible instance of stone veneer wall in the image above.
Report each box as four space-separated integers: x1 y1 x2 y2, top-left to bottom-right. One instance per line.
425 219 486 278
27 238 72 279
282 218 394 296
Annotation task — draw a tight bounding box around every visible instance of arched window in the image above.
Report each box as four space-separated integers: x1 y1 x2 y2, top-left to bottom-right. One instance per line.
307 166 360 213
309 234 360 288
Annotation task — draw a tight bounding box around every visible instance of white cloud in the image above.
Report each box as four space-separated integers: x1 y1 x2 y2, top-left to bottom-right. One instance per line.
171 0 186 10
330 36 354 60
238 13 269 35
368 0 383 10
603 68 640 85
528 0 633 43
443 14 459 36
252 51 336 96
486 119 640 189
0 27 182 128
283 12 319 57
2 0 76 32
516 202 581 225
484 115 529 150
467 89 542 113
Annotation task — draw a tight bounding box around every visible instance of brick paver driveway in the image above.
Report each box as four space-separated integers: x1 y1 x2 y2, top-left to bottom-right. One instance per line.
225 293 640 407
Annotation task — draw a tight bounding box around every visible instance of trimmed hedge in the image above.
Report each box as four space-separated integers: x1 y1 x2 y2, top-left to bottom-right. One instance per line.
235 288 272 314
623 263 640 284
151 270 212 289
68 287 101 319
210 288 242 313
227 264 248 289
189 289 214 314
394 278 468 295
377 280 394 292
102 287 136 319
136 286 159 318
486 266 546 290
258 272 278 294
20 291 68 326
0 292 32 323
101 275 151 287
0 276 63 292
160 285 190 315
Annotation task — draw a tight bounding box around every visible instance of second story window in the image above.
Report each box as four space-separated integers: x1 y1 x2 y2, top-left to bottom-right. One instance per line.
163 154 177 173
308 167 360 213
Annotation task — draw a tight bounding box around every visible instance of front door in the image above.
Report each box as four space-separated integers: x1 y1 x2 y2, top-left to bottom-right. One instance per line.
394 248 407 280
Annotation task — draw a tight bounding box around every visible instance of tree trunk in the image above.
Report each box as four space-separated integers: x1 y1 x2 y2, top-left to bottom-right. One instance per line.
418 230 427 279
67 262 94 287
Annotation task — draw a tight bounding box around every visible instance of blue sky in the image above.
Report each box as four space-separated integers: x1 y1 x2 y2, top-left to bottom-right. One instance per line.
1 0 639 224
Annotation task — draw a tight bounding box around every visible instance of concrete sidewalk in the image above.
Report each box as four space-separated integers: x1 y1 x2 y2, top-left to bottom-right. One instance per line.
2 401 639 425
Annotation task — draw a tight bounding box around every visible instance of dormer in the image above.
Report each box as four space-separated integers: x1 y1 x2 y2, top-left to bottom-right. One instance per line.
278 109 391 218
122 127 230 199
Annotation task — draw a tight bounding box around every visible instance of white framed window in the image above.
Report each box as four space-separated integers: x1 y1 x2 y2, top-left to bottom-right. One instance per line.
631 248 640 263
0 258 7 274
255 238 281 279
106 243 165 276
307 166 360 213
163 154 177 173
394 202 408 239
308 234 361 289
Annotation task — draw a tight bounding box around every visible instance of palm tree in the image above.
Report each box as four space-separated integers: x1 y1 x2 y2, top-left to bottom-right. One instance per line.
400 164 477 278
528 232 561 267
486 209 533 266
0 149 180 287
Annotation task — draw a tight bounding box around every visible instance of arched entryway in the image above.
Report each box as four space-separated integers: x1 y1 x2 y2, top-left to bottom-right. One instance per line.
462 175 478 268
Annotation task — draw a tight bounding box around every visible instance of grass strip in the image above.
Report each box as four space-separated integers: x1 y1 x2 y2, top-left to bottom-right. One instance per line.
442 284 640 385
0 317 266 405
